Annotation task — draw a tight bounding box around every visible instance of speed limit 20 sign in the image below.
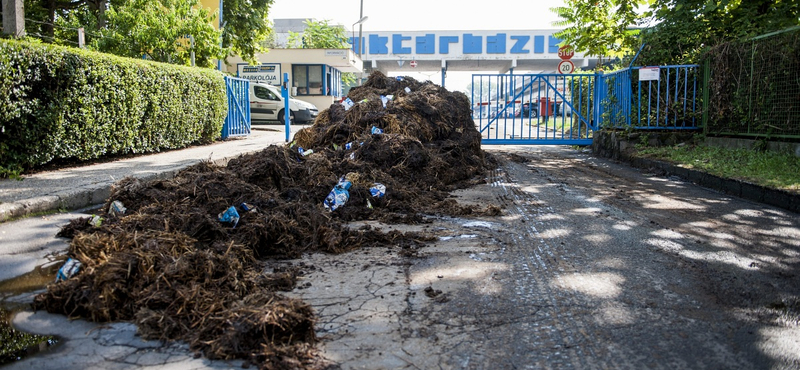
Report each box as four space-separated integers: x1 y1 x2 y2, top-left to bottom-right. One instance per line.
558 60 575 74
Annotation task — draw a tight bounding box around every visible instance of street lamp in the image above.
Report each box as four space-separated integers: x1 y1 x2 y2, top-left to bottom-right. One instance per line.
352 16 368 57
353 0 368 85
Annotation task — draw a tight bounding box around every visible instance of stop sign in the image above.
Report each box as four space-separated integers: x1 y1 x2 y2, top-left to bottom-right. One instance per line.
558 45 574 60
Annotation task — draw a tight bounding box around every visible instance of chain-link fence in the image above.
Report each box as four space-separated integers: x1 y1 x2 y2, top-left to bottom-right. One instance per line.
704 27 800 139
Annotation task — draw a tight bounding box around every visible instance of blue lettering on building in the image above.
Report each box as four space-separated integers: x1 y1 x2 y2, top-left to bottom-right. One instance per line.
349 37 366 54
392 34 412 54
359 32 565 56
369 34 389 54
510 36 529 53
439 36 458 54
486 33 506 54
548 35 562 53
416 34 435 54
463 33 482 54
533 35 545 53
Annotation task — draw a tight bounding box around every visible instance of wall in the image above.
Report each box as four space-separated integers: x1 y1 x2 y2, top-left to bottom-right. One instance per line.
705 137 800 158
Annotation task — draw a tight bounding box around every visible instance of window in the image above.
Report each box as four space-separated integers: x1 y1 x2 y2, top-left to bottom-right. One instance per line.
292 65 308 94
292 64 342 97
254 85 279 101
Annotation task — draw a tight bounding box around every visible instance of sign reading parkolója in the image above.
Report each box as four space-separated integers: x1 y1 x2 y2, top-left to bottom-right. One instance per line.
236 63 282 86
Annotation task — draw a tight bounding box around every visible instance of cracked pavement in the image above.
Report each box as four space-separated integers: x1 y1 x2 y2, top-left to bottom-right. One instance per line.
3 145 800 369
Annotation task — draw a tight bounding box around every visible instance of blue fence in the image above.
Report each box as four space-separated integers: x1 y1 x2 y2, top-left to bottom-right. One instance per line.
598 65 700 130
473 64 700 145
221 76 250 139
472 73 596 145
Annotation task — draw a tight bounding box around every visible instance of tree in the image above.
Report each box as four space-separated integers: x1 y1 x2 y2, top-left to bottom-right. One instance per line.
22 0 124 41
220 0 273 64
638 0 800 65
286 19 356 85
21 0 273 65
551 0 647 67
93 0 223 67
286 18 348 49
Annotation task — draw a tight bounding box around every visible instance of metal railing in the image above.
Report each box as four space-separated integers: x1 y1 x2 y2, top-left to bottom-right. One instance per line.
598 65 700 130
471 73 596 145
221 76 250 139
471 64 701 145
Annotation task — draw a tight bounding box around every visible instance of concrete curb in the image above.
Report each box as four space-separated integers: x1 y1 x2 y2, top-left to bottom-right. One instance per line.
0 157 237 222
630 157 800 214
591 130 800 214
0 127 298 223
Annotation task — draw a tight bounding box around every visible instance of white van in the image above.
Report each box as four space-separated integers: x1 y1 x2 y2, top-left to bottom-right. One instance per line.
249 82 318 124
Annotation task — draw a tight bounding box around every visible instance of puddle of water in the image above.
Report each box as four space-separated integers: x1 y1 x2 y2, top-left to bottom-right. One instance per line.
0 262 61 297
0 262 62 365
0 306 59 364
462 221 494 228
439 234 479 241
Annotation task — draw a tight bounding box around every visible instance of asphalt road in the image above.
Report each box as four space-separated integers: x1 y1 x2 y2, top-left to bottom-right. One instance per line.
3 145 799 369
288 145 800 369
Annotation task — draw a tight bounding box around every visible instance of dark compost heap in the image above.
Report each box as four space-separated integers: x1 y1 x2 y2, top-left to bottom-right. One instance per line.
33 71 497 369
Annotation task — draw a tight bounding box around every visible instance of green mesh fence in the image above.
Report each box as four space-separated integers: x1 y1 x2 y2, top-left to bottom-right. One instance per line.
704 27 800 139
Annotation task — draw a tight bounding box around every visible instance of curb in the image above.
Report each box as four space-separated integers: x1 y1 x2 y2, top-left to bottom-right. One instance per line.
0 156 238 223
629 157 800 214
591 130 800 214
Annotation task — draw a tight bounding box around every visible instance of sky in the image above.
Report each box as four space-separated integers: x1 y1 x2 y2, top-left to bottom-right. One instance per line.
268 0 568 91
267 1 659 91
268 0 567 32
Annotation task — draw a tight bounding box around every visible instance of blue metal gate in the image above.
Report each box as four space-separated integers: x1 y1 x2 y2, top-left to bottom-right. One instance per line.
472 73 597 145
472 65 700 145
221 76 251 139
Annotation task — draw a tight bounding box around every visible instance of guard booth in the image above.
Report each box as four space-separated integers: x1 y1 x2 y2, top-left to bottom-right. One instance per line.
226 48 363 111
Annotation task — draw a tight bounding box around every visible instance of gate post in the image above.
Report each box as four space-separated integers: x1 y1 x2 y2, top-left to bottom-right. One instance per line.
702 59 710 134
593 71 605 130
2 0 26 37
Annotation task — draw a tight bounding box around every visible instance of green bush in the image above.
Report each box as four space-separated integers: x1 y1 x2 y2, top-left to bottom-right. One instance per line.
0 39 227 177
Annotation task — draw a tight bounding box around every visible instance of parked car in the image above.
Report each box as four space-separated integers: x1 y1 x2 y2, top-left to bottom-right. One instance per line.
519 102 539 118
249 82 318 124
556 102 573 117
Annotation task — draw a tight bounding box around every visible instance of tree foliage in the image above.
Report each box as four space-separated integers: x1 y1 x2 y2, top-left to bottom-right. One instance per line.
286 19 349 49
286 19 356 85
551 0 646 64
19 0 273 66
93 0 223 67
220 0 274 64
638 0 800 65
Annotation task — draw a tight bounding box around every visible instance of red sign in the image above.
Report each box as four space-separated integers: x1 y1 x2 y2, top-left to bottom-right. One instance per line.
558 60 575 74
558 45 574 60
410 60 418 68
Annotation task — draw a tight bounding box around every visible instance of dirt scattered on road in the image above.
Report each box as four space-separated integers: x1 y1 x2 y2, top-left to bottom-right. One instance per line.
33 71 498 369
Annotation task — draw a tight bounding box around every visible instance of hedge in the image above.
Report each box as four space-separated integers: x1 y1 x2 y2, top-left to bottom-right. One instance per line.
0 39 227 177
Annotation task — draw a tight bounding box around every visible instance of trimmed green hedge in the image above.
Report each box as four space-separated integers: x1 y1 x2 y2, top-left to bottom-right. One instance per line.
0 39 227 176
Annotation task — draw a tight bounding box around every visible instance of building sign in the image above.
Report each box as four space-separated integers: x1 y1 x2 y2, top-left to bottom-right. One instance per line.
237 63 281 85
325 50 347 57
639 67 660 81
350 30 579 60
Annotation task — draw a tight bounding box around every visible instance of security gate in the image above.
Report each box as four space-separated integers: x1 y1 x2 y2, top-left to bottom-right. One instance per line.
221 76 251 139
472 65 700 145
472 73 597 145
